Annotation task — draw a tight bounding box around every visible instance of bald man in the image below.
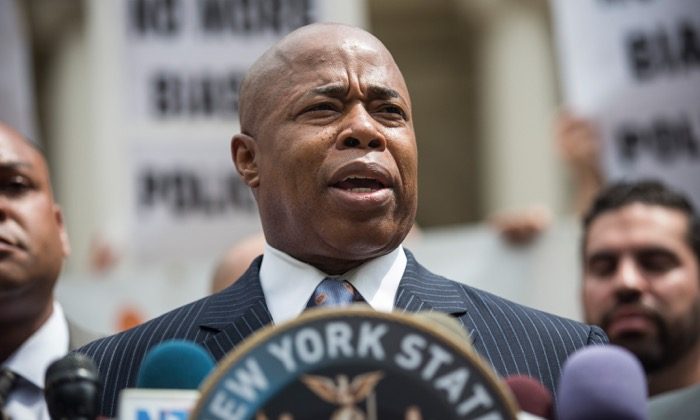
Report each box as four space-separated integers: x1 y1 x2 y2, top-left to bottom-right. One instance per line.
210 233 265 293
79 24 606 417
0 123 97 419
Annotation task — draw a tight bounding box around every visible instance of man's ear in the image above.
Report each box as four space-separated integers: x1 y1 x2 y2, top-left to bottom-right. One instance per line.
232 133 260 188
54 205 71 258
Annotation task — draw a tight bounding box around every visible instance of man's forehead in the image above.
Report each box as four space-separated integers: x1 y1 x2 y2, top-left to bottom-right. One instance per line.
278 31 402 78
585 204 690 251
239 24 409 131
0 125 48 175
278 23 385 54
281 46 408 104
595 203 688 229
0 128 38 159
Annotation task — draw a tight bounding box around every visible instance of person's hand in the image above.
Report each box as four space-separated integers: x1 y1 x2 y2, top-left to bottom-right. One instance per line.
489 205 552 246
555 111 600 175
555 111 604 214
89 233 120 274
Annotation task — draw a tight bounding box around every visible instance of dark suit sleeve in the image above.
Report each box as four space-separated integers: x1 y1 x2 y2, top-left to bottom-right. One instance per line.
74 259 272 418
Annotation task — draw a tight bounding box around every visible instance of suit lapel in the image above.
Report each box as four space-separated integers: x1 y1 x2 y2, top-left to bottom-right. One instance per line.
197 251 480 359
395 250 480 346
198 256 273 360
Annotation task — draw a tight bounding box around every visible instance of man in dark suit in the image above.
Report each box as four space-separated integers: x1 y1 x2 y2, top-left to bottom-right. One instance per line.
78 23 607 417
0 122 98 419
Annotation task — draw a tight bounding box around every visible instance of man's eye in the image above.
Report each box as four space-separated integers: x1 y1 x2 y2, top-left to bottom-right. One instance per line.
377 105 406 119
0 176 32 196
305 103 338 113
587 256 617 277
638 251 678 273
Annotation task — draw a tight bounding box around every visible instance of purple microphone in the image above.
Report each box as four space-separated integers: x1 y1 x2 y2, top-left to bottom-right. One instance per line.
556 345 648 420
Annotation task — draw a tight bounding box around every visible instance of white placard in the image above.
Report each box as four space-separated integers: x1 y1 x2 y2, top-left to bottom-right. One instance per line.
119 389 199 420
123 0 317 126
552 0 700 207
117 0 367 260
130 137 261 261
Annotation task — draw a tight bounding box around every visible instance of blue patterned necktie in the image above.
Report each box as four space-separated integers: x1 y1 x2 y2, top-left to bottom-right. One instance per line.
306 278 365 308
0 367 17 420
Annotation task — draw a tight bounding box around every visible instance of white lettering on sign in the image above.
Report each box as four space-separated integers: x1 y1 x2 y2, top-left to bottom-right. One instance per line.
223 358 269 402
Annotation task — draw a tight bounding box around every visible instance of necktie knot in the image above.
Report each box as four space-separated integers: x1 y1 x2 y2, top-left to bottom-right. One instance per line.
306 278 365 309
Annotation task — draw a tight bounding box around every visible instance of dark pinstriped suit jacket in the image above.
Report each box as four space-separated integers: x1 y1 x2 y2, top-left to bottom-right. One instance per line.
77 250 607 417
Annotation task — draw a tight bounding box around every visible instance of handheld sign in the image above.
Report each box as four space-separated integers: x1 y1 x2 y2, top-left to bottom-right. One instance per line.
192 306 518 419
551 0 700 207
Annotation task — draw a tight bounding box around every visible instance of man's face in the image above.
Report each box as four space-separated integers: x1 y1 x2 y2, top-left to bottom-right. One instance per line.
235 28 417 273
582 203 700 372
0 126 69 321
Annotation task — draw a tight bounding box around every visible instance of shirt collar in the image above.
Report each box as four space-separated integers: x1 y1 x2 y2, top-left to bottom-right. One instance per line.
260 243 406 325
2 301 69 389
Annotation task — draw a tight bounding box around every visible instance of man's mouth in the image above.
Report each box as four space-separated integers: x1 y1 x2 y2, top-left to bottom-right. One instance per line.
604 307 658 338
0 236 21 254
327 161 395 210
0 235 17 247
332 176 387 193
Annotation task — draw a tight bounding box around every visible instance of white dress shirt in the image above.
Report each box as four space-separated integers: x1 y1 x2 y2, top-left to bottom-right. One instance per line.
260 243 407 325
2 301 69 420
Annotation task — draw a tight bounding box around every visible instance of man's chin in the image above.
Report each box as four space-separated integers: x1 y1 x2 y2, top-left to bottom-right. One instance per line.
302 236 401 274
0 278 29 294
324 216 407 244
610 335 664 372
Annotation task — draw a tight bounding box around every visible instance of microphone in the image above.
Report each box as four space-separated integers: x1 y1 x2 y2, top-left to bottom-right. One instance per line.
44 352 102 420
504 375 553 420
556 345 648 420
118 340 215 420
135 339 215 389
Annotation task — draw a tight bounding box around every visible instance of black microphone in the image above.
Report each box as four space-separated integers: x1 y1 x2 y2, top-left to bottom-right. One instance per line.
44 352 102 420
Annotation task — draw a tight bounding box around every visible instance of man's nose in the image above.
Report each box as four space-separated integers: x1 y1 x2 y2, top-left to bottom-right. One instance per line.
336 105 386 151
613 258 647 302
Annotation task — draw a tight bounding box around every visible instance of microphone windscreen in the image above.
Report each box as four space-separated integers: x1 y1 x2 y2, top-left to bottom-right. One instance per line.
505 375 553 419
556 345 648 420
135 340 215 389
44 352 102 420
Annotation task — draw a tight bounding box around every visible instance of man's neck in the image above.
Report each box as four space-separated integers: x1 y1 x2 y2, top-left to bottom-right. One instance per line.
0 304 53 364
648 342 700 396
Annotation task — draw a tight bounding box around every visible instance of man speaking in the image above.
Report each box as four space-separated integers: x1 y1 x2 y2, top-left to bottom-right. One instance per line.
79 23 607 417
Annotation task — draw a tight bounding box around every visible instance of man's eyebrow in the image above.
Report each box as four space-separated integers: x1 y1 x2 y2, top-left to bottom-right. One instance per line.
311 84 402 100
312 84 346 97
0 161 32 171
367 85 400 99
586 249 617 261
635 246 678 257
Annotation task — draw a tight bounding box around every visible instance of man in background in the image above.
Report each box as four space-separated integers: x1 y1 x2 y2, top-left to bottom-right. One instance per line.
0 122 96 419
581 181 700 415
210 232 266 293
